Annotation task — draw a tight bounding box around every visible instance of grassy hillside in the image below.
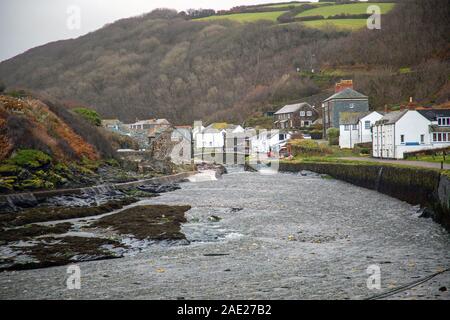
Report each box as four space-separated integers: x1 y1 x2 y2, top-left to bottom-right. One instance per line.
196 2 395 28
198 11 286 22
296 2 395 18
302 18 367 30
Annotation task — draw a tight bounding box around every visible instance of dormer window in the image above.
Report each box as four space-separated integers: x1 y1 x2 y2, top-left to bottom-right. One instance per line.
438 117 450 126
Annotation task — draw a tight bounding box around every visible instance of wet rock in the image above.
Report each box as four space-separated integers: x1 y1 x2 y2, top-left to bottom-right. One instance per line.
91 205 191 241
208 215 222 222
203 253 229 257
0 223 72 242
8 195 39 209
0 197 138 227
1 236 124 271
419 207 434 219
230 207 243 213
439 286 447 292
137 183 181 194
0 202 15 214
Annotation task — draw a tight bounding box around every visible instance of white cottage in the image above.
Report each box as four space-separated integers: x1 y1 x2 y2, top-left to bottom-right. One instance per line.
194 123 244 149
247 129 291 154
372 109 450 159
339 111 383 149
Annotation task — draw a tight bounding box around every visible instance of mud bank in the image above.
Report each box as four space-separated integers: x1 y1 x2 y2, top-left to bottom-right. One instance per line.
279 162 450 231
0 205 192 271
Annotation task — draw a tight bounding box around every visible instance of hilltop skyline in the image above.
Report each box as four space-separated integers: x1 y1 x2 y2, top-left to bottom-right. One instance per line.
0 0 321 62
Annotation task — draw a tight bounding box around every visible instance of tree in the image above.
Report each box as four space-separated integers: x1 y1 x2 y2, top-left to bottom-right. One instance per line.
73 107 101 126
327 128 340 146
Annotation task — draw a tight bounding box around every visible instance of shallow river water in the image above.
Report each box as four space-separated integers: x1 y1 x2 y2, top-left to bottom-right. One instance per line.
1 169 450 299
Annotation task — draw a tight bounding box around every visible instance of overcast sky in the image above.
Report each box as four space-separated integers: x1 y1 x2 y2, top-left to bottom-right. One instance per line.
0 0 320 62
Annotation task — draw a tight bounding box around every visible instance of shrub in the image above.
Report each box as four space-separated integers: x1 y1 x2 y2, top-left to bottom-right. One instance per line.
327 128 340 146
8 149 52 169
290 139 332 156
6 90 27 98
73 107 101 126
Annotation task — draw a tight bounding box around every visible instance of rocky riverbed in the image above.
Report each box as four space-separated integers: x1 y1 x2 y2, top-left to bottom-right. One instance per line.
0 180 189 271
1 168 450 299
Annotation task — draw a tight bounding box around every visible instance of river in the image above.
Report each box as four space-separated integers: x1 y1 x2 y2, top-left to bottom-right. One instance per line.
1 168 450 299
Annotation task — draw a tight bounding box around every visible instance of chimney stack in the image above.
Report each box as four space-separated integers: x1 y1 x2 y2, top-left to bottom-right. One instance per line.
384 104 388 114
407 97 418 110
335 80 353 93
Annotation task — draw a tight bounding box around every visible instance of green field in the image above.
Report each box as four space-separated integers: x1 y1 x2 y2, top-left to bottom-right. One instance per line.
197 11 286 22
302 19 367 30
266 2 333 8
296 2 395 18
196 2 395 29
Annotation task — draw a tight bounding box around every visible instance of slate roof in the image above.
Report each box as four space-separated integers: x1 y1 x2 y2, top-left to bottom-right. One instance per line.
203 123 241 133
323 88 368 102
375 110 408 125
274 102 311 115
339 112 370 125
417 109 450 121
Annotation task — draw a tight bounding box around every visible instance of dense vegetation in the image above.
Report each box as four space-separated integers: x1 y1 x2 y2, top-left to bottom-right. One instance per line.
0 0 448 125
0 93 138 192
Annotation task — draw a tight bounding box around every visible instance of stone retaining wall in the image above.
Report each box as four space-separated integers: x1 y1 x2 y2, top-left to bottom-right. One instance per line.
0 172 196 204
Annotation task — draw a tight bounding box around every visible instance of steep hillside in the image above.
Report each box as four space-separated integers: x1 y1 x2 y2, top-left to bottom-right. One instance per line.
0 0 448 125
0 92 134 192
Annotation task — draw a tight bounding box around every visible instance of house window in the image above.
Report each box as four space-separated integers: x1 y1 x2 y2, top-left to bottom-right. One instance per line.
279 134 285 141
444 133 448 142
438 117 450 126
344 125 350 131
400 135 405 144
352 124 358 130
438 133 442 142
300 111 305 117
433 133 437 142
306 111 312 117
420 134 425 144
365 121 371 129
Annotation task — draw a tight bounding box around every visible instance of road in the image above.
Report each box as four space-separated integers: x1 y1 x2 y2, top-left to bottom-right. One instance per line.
1 169 449 299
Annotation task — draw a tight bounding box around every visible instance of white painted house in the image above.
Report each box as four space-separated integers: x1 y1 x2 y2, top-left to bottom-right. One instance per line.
194 123 244 149
247 129 291 154
339 111 383 149
373 109 450 159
